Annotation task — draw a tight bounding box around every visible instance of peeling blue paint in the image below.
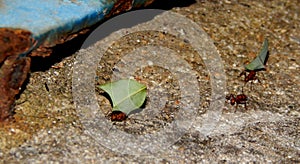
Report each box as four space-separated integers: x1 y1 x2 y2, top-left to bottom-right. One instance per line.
1 0 112 45
0 0 153 51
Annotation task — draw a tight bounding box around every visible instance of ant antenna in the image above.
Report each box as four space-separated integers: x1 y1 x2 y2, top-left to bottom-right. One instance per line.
240 86 245 94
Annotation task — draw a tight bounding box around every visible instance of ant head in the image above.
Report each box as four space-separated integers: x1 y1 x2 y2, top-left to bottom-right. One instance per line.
230 98 236 105
226 94 234 100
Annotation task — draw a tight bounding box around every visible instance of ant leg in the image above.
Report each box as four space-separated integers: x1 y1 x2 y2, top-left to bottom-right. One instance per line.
238 71 246 78
123 120 126 128
249 77 260 90
234 104 238 112
247 80 255 90
257 77 261 84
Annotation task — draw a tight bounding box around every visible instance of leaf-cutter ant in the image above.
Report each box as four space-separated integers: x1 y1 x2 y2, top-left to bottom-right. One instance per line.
239 70 261 88
226 91 248 110
109 111 127 121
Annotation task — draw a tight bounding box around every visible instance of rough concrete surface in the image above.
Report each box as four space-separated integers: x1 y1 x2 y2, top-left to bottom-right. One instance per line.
0 0 299 163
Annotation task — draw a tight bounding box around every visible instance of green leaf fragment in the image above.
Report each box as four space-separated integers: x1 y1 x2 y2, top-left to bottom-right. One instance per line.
99 79 147 115
245 38 269 71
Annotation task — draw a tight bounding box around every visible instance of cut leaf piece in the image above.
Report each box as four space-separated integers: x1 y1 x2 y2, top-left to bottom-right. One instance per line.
245 38 269 71
99 79 147 115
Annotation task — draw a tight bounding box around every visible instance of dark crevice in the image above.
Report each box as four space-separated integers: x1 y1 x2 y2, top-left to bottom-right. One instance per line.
30 31 91 72
146 0 196 10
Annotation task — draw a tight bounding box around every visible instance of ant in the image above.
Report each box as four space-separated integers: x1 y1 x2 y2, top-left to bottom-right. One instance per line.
239 70 261 88
109 111 127 122
226 90 248 111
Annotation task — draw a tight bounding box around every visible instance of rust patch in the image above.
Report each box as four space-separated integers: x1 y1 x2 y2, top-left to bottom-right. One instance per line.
134 0 155 8
0 28 33 122
0 56 31 122
106 0 155 19
106 0 134 18
0 28 33 63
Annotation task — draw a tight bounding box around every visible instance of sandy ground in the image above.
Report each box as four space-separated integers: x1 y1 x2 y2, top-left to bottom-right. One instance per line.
0 0 299 163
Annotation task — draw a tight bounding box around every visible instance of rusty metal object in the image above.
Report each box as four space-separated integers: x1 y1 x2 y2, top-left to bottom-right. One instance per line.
106 0 134 18
0 28 34 121
0 28 33 62
0 0 155 122
107 0 155 18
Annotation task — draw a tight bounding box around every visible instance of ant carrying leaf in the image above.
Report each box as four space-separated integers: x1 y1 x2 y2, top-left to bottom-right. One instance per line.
239 38 269 86
239 70 261 85
109 111 127 122
99 79 147 122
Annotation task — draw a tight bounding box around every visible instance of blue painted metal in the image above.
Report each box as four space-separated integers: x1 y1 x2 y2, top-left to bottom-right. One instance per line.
0 0 153 51
0 0 154 116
